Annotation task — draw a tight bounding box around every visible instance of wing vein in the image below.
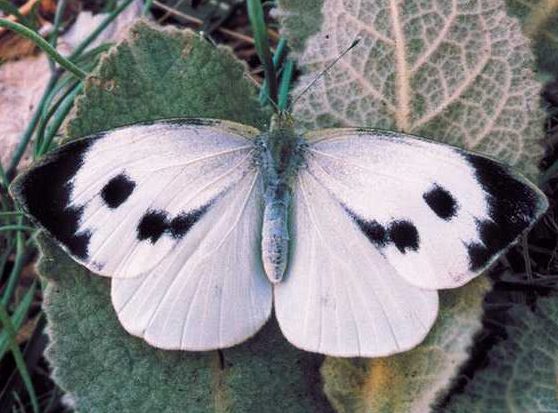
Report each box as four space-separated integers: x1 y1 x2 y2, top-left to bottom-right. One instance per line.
143 173 258 341
88 151 255 274
298 174 400 351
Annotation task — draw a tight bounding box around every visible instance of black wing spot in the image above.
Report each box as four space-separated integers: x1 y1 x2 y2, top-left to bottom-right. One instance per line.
137 210 168 243
345 208 388 247
347 209 420 253
354 217 388 247
101 174 136 209
137 205 210 243
170 205 210 238
388 220 420 253
477 219 504 252
16 138 97 259
423 184 458 220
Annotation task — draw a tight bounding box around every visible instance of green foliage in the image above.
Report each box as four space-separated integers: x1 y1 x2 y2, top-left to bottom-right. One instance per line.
40 20 331 412
67 21 266 137
442 295 558 412
506 0 558 80
274 0 323 52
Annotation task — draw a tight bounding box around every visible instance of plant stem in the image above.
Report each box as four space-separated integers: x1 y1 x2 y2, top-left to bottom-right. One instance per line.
0 303 39 413
247 0 278 106
35 79 81 157
1 220 28 307
48 0 68 73
0 225 36 233
278 59 294 110
39 83 84 155
0 0 36 29
259 37 288 105
143 0 153 16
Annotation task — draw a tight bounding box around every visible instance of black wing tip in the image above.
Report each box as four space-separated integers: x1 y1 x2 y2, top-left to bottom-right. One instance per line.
10 138 96 260
464 153 548 271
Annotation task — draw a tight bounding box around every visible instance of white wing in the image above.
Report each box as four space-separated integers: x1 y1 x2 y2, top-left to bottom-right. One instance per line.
112 173 271 350
301 129 548 289
13 119 259 278
275 128 546 357
13 118 272 350
274 170 438 357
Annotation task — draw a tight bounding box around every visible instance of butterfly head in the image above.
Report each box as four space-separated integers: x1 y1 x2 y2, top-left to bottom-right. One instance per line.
270 111 295 132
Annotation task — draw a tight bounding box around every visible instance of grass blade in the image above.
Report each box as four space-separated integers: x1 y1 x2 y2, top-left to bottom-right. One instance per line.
247 0 277 105
0 303 39 413
0 283 37 361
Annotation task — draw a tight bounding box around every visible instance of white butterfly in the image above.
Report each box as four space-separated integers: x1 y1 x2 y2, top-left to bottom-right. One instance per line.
11 114 547 357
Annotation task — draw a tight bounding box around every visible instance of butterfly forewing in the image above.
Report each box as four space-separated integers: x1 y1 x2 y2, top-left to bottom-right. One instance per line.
12 119 260 279
299 128 548 290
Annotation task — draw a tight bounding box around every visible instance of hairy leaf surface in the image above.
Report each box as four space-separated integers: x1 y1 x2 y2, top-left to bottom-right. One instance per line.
442 295 558 412
276 0 545 178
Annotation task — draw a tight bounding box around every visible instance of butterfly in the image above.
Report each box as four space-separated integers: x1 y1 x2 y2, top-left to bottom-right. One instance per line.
10 113 548 357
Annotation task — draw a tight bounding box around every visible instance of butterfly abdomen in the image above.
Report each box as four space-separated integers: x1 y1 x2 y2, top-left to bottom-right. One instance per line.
262 183 291 283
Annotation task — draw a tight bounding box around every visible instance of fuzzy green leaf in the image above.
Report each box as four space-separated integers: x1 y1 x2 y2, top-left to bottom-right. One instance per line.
276 0 545 179
321 277 490 413
442 295 558 412
506 0 558 80
40 20 332 412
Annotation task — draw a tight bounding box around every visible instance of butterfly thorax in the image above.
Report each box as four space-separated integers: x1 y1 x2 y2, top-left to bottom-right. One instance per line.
256 113 305 283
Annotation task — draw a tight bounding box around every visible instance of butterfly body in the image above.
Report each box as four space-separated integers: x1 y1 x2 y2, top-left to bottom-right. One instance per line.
258 113 306 282
11 117 548 357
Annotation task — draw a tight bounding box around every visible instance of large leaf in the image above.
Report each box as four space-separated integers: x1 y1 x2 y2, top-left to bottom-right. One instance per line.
276 0 545 179
276 0 546 410
441 295 558 412
40 20 332 412
506 0 558 80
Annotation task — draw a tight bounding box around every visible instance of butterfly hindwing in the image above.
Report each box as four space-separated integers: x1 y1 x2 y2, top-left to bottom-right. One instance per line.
111 173 271 350
299 128 548 290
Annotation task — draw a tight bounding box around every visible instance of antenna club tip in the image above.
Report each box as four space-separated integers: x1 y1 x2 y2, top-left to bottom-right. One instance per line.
350 38 361 48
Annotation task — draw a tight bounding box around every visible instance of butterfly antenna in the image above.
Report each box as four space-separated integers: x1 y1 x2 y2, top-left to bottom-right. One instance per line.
288 38 361 111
